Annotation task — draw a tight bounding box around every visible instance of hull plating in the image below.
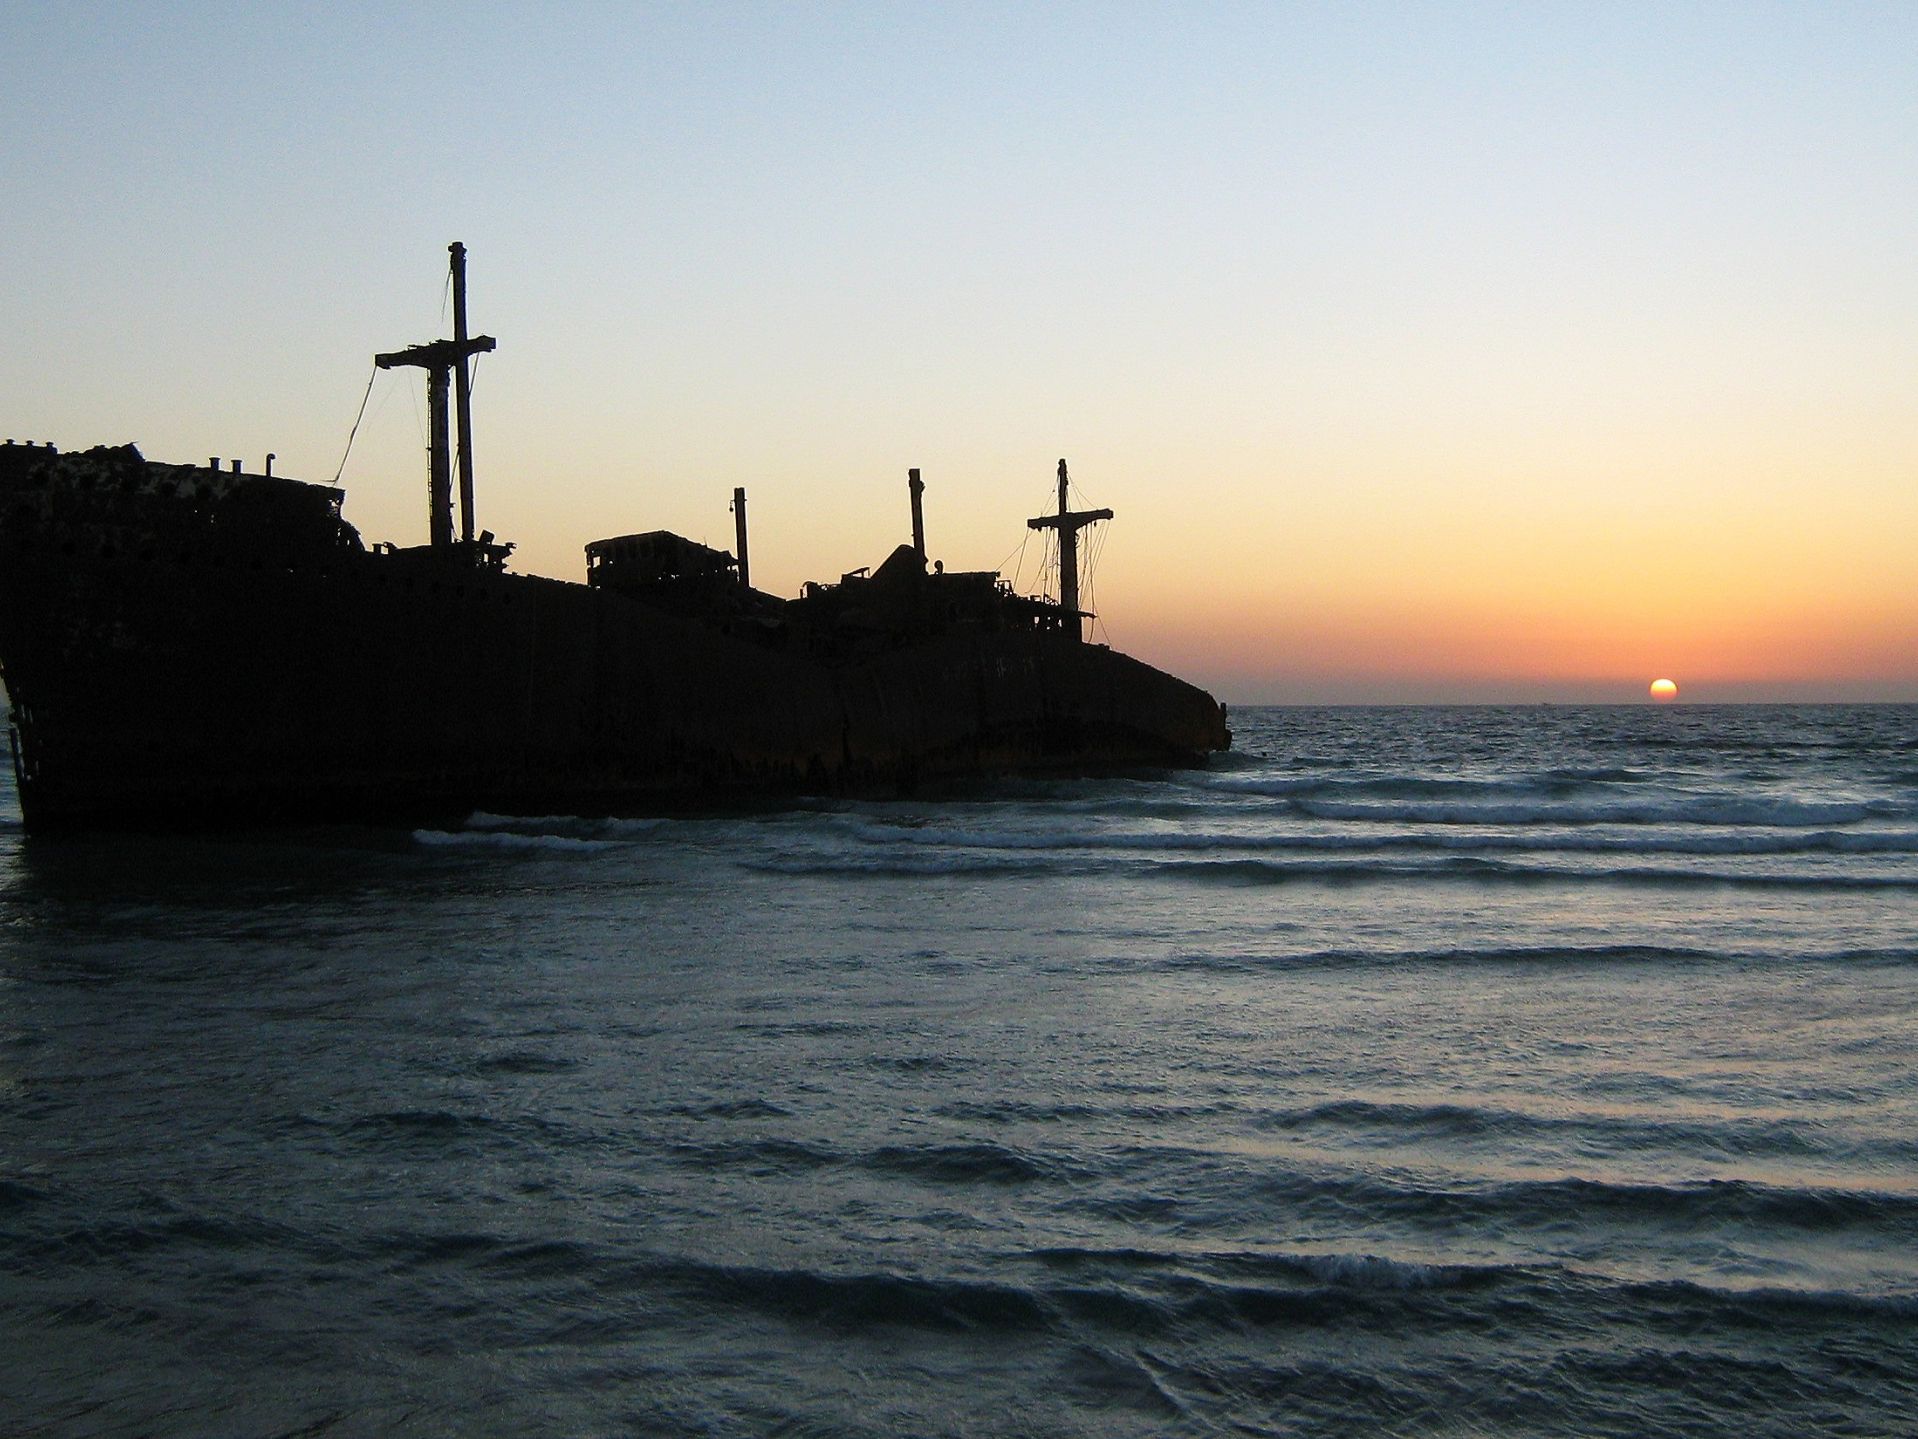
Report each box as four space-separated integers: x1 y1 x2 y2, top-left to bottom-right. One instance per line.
0 450 1227 831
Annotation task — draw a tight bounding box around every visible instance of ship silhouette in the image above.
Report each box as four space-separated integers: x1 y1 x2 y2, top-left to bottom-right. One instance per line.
0 245 1229 831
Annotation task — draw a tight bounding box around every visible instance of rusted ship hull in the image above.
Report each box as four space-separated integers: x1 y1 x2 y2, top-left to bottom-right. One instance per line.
0 446 1227 832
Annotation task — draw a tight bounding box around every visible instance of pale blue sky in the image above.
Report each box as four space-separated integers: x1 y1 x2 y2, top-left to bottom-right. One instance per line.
5 2 1915 699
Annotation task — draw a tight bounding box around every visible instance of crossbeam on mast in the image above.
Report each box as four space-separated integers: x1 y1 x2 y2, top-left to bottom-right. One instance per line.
373 328 494 550
1026 458 1111 642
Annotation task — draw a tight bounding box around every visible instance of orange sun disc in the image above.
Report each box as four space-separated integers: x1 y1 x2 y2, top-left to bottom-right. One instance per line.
1649 678 1678 702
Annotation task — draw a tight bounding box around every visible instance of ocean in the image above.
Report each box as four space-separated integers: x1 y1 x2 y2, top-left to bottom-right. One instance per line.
2 704 1914 1437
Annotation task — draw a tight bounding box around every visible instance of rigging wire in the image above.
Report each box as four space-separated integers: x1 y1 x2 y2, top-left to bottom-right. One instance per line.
1089 525 1104 625
1083 519 1110 644
333 278 466 489
1034 474 1064 601
1004 467 1122 608
408 370 427 451
1050 464 1112 637
995 528 1030 586
331 367 379 486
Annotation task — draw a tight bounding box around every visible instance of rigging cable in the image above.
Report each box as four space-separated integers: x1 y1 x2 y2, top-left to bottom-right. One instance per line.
1083 519 1109 644
331 366 380 486
1074 468 1113 641
1037 529 1058 602
408 368 427 450
1038 475 1063 601
996 528 1031 589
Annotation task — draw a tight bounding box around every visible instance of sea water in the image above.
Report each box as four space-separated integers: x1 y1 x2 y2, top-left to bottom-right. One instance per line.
1 705 1914 1436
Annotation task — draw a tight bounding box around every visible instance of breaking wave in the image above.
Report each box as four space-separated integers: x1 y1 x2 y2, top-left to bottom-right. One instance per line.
412 827 617 853
842 818 1918 856
1200 775 1905 827
1154 854 1918 889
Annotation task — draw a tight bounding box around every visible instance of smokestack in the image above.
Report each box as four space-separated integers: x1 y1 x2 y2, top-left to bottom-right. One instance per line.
908 468 925 558
733 487 750 589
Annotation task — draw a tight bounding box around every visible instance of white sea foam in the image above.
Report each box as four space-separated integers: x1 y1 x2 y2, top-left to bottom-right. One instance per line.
1199 772 1909 829
1288 1251 1487 1290
1155 853 1918 891
841 817 1918 857
412 828 616 853
463 811 665 839
1291 796 1900 828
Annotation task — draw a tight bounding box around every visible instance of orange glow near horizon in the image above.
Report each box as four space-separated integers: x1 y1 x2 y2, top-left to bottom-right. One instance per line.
1077 436 1918 704
1105 550 1918 704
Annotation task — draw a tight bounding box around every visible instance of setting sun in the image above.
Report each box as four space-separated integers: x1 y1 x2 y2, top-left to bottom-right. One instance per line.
1650 678 1679 702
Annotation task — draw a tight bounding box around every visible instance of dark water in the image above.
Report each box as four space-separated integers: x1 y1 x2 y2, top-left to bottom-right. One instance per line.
2 705 1915 1436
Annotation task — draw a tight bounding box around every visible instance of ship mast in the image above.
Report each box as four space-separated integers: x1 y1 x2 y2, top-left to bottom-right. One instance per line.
374 243 496 552
450 242 479 545
1027 458 1112 642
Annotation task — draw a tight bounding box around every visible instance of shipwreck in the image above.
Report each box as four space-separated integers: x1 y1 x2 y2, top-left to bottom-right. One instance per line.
0 244 1230 831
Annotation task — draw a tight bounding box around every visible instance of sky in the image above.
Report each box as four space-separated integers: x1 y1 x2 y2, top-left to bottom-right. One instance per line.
4 1 1914 703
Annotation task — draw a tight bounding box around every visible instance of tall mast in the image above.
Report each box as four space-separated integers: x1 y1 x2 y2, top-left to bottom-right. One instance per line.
1026 458 1113 642
450 242 478 545
373 244 496 552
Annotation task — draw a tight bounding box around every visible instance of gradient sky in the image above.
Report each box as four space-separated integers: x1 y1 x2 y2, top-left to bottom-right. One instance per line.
5 2 1914 702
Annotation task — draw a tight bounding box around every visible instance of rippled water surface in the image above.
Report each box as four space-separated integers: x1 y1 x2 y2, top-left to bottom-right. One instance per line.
3 705 1915 1435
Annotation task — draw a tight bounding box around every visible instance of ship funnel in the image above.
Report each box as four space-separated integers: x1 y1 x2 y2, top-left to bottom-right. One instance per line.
733 487 750 589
